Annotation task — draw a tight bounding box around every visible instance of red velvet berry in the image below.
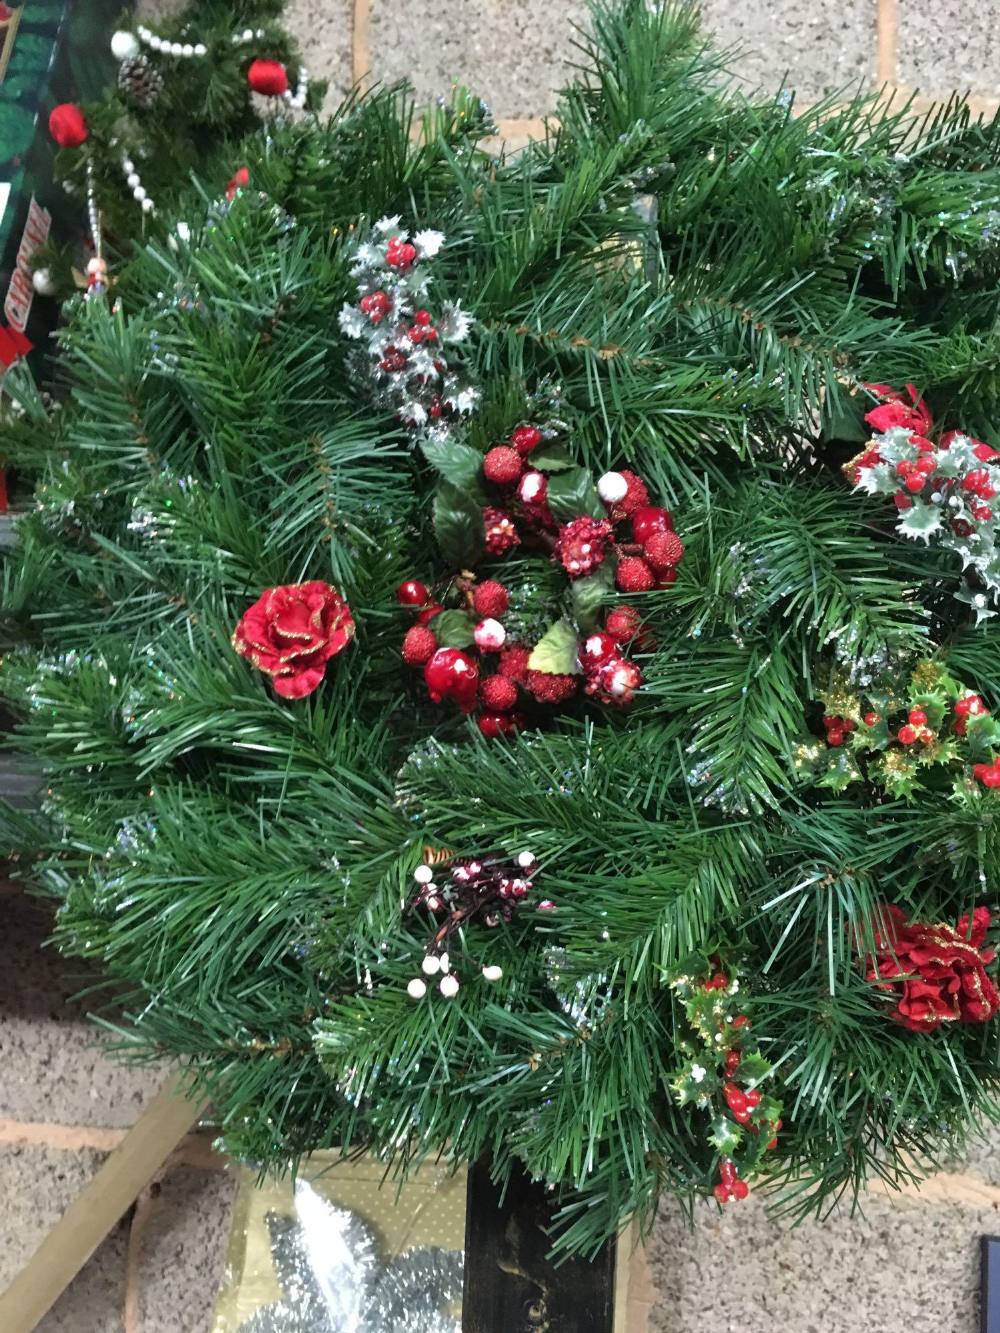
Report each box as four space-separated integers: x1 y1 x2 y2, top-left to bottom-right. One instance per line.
483 507 520 556
483 446 523 486
424 648 479 712
631 506 674 546
397 579 430 607
359 291 392 324
248 59 290 96
478 712 508 738
49 103 88 148
644 529 684 572
417 603 444 625
585 655 643 706
579 632 617 672
555 516 613 578
386 237 417 271
402 625 437 666
511 425 543 456
473 580 510 618
607 471 650 522
525 670 579 705
481 675 519 711
893 492 913 510
499 644 531 683
908 707 928 726
616 556 655 592
605 605 642 642
897 724 918 745
732 1179 750 1200
863 712 880 726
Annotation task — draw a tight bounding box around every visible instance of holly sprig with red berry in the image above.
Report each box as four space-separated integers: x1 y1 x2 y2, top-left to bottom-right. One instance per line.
795 661 1000 798
845 384 1000 622
669 956 782 1206
396 426 684 734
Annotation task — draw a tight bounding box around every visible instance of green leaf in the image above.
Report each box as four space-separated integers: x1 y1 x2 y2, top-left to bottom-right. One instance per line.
569 562 615 632
546 467 604 521
420 436 485 494
527 619 581 675
531 446 575 472
434 481 484 567
432 609 476 649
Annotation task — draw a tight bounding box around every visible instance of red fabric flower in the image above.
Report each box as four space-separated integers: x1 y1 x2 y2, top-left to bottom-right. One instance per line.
233 581 354 698
863 904 1000 1032
863 383 932 436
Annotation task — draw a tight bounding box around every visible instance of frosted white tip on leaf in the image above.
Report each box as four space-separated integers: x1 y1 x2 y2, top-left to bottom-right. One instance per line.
414 229 445 258
406 978 427 1000
111 30 140 60
516 851 535 869
597 472 628 504
439 974 460 998
31 268 56 296
413 864 434 884
482 965 503 982
175 222 191 243
421 954 441 976
375 214 402 234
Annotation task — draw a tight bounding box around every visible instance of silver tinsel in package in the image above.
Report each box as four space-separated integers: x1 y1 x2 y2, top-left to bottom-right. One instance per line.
213 1158 465 1333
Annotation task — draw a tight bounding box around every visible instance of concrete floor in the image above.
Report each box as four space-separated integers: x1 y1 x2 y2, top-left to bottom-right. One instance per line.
7 1 1000 1328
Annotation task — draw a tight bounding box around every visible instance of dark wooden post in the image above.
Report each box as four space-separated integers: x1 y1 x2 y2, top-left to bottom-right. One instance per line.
462 1156 616 1333
982 1236 1000 1333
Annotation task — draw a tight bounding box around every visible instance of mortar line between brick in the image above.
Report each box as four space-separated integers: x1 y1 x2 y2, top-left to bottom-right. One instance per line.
0 1118 228 1167
875 0 898 86
352 0 371 88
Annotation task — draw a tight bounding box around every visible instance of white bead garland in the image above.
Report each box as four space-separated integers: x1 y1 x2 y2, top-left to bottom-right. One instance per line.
111 30 140 61
121 156 156 217
135 24 210 59
281 65 309 112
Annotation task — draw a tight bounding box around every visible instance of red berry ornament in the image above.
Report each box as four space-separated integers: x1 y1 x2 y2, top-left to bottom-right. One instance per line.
481 675 519 711
499 645 531 683
525 670 579 705
511 425 543 456
402 625 438 666
605 605 642 642
483 446 523 486
607 471 650 521
417 603 444 625
863 712 880 726
478 712 508 738
631 506 674 546
424 648 480 712
397 579 430 606
897 724 918 745
517 470 548 506
908 708 928 727
616 556 656 593
386 237 417 271
473 580 510 618
579 632 617 672
483 507 520 556
586 655 643 706
359 291 392 324
555 516 613 578
474 618 507 652
49 103 88 148
248 59 290 95
644 529 685 572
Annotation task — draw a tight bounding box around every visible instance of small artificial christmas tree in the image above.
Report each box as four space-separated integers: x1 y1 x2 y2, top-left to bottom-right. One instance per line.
35 0 323 299
4 1 1000 1256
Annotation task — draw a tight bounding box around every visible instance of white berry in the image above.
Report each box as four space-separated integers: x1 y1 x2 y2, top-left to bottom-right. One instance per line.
413 864 434 885
474 618 506 651
516 851 535 869
482 965 503 982
439 974 460 998
439 951 450 973
407 978 427 1000
31 268 56 296
111 30 140 60
175 222 191 242
597 471 628 504
421 954 441 976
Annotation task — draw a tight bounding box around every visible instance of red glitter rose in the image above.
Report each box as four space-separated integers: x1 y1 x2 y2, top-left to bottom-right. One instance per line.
233 581 355 698
863 904 1000 1032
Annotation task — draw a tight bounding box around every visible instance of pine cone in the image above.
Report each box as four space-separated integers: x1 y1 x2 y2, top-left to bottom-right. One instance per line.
118 55 164 109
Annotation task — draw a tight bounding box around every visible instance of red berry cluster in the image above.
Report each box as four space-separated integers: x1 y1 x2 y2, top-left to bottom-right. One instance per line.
397 568 651 732
821 714 856 747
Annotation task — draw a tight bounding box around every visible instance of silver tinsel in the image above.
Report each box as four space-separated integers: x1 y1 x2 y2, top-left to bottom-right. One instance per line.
237 1181 462 1333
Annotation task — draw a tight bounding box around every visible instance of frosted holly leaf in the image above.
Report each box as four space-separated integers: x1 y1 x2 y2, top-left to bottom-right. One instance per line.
375 214 403 234
448 386 480 415
439 302 473 342
338 304 366 337
352 243 384 271
402 400 429 426
898 501 944 541
855 461 897 495
955 588 998 624
414 229 445 258
933 450 966 479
